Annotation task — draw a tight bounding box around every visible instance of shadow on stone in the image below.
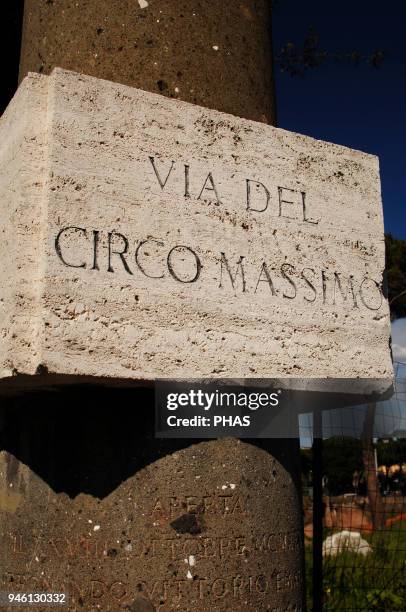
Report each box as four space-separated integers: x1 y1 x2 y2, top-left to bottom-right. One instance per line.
1 1 24 114
0 386 301 499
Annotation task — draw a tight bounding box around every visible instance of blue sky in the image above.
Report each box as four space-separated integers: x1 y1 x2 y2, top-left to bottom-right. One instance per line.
273 1 406 444
392 318 406 369
273 0 406 239
299 319 406 446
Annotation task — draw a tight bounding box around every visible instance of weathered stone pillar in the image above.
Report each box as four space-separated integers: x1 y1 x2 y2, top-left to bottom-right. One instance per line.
0 2 307 610
19 0 276 124
1 389 305 610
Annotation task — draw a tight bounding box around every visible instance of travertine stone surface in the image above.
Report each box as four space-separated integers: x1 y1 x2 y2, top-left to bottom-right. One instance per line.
0 438 305 611
0 68 392 385
0 74 48 377
19 0 275 124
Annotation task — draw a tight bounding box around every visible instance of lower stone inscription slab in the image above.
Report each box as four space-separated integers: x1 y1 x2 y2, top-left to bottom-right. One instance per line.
0 439 304 611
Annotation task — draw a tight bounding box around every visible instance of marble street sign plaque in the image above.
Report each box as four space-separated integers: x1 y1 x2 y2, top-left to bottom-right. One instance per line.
0 68 392 385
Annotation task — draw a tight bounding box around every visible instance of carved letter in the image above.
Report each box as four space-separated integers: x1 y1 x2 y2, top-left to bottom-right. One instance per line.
301 191 319 225
55 226 88 269
212 578 228 598
301 268 317 303
219 253 246 293
184 164 191 198
108 231 133 275
321 270 328 304
281 263 297 299
135 239 165 279
149 156 175 190
278 187 297 220
333 272 358 308
91 580 106 598
255 262 276 295
110 582 127 601
91 229 100 270
167 246 202 283
359 278 383 311
198 172 222 205
246 179 270 212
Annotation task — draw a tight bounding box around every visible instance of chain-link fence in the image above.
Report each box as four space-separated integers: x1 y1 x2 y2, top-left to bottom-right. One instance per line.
301 369 406 610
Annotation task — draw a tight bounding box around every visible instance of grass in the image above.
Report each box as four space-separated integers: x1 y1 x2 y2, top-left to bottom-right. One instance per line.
305 522 406 611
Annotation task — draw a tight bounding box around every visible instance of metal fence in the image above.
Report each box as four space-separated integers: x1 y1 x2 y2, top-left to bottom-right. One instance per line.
302 369 406 611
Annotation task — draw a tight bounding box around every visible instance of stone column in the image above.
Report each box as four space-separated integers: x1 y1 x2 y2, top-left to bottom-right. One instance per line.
0 2 305 610
19 0 276 124
1 389 305 611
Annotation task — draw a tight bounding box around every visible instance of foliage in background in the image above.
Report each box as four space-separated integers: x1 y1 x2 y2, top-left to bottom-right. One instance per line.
275 27 385 77
300 447 312 475
322 437 363 496
377 437 406 465
304 437 406 496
